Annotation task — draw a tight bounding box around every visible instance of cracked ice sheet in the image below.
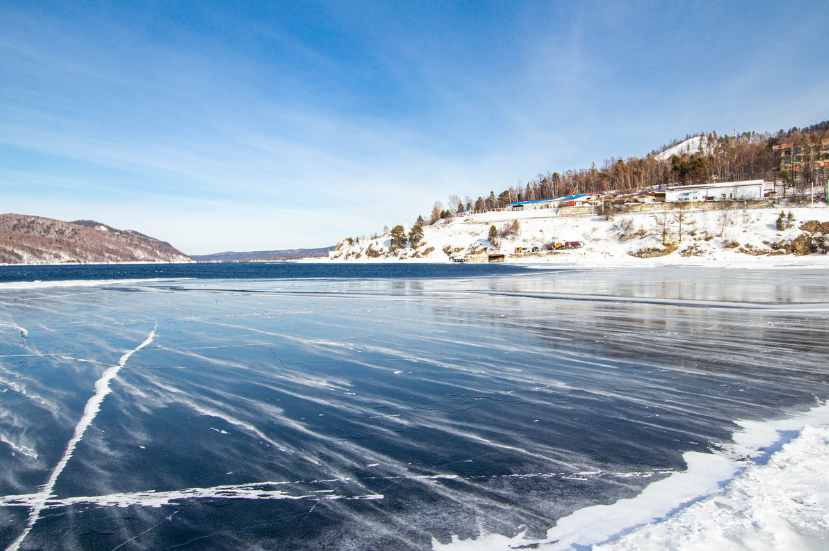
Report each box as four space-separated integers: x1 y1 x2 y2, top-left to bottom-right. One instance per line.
0 267 828 550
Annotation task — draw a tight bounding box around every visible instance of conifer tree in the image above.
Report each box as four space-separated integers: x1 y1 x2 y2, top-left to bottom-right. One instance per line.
488 225 499 248
408 224 424 245
776 211 787 230
390 225 407 250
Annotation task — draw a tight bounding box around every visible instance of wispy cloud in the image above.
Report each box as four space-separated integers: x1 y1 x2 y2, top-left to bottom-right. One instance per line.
1 1 827 253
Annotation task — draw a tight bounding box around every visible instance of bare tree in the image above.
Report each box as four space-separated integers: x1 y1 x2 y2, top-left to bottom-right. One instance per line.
672 202 694 243
652 209 673 246
448 195 462 215
430 202 443 224
716 201 735 236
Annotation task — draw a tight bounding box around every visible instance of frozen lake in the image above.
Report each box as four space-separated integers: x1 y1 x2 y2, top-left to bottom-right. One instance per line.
1 265 828 550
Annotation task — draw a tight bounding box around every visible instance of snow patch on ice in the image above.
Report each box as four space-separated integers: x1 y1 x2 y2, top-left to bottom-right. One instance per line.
0 279 165 291
0 324 27 340
188 402 285 451
596 425 829 550
0 434 37 459
433 402 829 551
0 482 383 509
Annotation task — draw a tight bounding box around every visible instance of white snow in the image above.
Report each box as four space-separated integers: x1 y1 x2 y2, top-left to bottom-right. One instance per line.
654 136 710 161
0 482 383 510
0 323 27 339
0 434 37 459
330 205 829 267
432 402 829 551
596 426 829 550
0 278 171 290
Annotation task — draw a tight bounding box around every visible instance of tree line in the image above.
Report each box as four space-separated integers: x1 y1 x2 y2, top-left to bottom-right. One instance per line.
419 121 829 224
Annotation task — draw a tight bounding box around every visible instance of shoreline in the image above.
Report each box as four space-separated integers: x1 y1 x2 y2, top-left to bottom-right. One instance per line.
434 401 829 550
330 205 829 267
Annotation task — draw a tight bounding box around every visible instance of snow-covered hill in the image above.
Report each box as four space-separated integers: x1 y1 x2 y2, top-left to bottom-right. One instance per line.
0 214 193 265
654 136 710 161
329 205 829 266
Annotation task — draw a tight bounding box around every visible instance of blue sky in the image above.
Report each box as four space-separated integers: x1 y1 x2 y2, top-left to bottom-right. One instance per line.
1 1 827 254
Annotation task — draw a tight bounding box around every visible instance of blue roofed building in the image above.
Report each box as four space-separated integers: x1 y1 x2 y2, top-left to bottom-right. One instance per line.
506 194 592 211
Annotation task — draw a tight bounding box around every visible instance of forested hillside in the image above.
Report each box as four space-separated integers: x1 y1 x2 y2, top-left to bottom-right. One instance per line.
428 121 829 220
0 214 192 264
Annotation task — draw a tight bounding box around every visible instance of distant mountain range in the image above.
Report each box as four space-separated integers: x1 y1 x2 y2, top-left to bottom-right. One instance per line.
190 247 335 262
0 214 192 265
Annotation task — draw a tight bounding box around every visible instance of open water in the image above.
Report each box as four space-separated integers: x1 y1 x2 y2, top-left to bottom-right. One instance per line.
0 263 827 550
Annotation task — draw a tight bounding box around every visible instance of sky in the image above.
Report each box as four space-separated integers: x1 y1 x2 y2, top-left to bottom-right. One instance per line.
1 1 827 255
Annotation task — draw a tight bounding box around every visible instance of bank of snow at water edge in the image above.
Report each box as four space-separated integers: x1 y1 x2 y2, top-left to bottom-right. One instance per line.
329 205 829 266
433 403 829 551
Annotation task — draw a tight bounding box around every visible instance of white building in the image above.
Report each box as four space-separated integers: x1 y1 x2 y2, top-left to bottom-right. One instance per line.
507 194 593 211
664 180 765 203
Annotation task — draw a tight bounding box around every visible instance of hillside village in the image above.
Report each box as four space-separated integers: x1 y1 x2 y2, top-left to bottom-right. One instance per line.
331 128 829 265
330 176 829 265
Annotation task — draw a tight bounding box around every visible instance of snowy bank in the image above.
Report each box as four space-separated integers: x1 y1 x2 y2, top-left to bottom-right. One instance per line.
595 426 829 550
432 403 829 550
332 205 829 267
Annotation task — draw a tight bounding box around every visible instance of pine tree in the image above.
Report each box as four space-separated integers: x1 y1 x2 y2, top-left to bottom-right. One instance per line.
408 224 424 245
776 211 787 230
488 225 499 248
390 225 407 250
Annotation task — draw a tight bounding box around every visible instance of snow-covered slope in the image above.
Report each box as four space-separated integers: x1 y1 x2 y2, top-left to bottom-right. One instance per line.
654 136 709 161
329 205 829 266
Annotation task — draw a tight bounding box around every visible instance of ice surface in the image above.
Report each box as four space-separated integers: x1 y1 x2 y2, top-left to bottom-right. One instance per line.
435 403 829 550
0 266 827 550
4 326 157 551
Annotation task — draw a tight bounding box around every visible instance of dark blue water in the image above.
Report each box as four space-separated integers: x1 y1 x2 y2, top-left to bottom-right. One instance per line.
0 262 539 283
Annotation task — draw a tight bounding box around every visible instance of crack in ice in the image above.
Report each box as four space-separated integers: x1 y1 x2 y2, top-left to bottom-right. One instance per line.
0 482 383 510
4 324 157 551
